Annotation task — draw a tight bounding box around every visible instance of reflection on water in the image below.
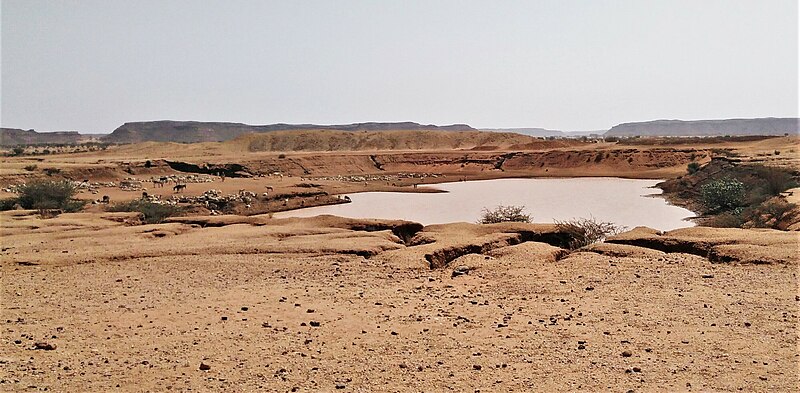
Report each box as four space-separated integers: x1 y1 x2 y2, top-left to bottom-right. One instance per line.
275 178 696 231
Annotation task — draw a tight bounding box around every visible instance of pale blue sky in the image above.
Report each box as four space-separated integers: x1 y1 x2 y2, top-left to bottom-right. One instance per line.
1 0 798 133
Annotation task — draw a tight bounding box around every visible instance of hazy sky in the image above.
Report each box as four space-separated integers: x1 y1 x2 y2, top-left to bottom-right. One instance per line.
1 0 798 133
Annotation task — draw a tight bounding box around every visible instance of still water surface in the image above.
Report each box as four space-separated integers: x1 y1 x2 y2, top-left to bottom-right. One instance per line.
275 178 696 231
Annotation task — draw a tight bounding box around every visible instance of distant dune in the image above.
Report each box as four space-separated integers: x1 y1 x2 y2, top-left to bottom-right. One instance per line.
605 118 799 137
102 121 477 144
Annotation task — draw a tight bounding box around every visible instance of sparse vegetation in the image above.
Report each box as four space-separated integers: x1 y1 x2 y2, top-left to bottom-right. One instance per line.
23 164 38 171
478 205 531 224
11 147 25 156
746 199 797 229
756 166 796 196
43 168 61 176
700 178 745 213
108 200 183 224
707 210 747 228
555 217 625 249
687 162 701 174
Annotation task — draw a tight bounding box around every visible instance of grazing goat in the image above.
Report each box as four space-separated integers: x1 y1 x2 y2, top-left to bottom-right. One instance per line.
173 184 187 193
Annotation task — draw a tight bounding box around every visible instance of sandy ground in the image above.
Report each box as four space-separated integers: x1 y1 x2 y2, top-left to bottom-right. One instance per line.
0 212 797 392
1 137 798 391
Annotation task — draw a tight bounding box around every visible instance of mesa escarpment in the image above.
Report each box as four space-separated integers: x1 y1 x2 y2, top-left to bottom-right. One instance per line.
103 121 478 144
605 117 799 137
0 128 91 146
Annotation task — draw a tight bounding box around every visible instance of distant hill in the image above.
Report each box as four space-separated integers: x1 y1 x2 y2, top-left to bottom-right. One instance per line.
0 128 90 147
605 118 799 137
481 128 603 138
103 121 477 144
230 129 569 152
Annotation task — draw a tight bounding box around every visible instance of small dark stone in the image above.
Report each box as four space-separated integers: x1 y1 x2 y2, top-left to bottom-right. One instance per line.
632 367 641 373
744 322 751 327
473 364 482 370
335 384 346 389
390 331 398 336
759 376 767 381
621 350 632 357
199 363 211 371
701 274 714 279
309 321 321 327
306 309 315 313
452 265 470 278
577 345 586 350
221 316 228 321
241 307 249 311
33 342 56 351
585 287 594 291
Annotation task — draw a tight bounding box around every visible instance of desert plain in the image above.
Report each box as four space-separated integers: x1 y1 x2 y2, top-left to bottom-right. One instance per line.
0 132 798 392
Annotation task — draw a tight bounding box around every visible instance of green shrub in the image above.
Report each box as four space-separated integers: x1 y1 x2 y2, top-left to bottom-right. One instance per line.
0 198 20 211
108 200 182 224
16 180 85 212
478 205 531 224
555 217 625 249
700 178 745 213
687 162 701 174
11 147 25 156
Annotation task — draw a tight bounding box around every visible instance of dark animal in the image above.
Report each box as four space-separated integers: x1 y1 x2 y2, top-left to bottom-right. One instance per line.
173 184 187 193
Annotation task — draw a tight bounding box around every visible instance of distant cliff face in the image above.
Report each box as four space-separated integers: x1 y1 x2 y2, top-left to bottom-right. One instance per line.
0 128 86 147
102 121 477 144
605 118 799 137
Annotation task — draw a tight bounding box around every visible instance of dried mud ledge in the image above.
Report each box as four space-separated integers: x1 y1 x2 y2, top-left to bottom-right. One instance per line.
164 215 796 268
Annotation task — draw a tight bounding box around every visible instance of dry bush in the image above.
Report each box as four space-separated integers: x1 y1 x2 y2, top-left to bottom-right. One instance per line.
707 210 746 228
746 199 798 229
755 166 796 196
108 200 183 224
478 205 532 224
555 217 626 250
